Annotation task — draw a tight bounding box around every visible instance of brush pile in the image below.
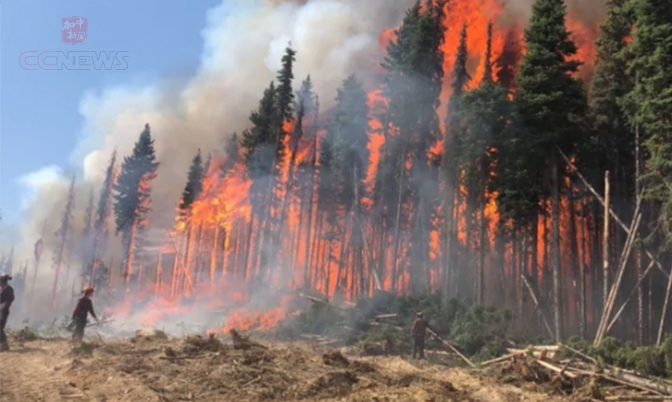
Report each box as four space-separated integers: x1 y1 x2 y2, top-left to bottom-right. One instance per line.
482 344 672 400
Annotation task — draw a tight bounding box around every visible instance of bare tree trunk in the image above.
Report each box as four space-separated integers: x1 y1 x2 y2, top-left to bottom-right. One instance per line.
603 171 610 310
478 197 486 305
154 251 163 296
122 221 138 285
391 151 406 292
210 224 220 285
634 122 644 343
569 193 580 334
243 215 255 281
551 160 563 341
578 198 587 339
656 262 672 345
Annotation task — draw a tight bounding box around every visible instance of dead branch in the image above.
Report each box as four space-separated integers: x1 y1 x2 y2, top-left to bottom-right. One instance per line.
595 212 641 345
558 147 669 280
520 274 554 339
426 328 475 367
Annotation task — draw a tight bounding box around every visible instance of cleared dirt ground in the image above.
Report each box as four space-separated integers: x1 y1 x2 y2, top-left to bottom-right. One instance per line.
0 330 573 402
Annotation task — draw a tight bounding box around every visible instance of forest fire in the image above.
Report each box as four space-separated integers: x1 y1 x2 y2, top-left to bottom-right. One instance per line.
19 0 666 345
93 1 603 335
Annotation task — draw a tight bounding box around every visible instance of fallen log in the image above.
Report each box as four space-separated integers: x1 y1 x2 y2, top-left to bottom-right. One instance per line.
374 313 398 320
533 358 578 378
571 361 671 395
480 352 525 366
506 345 563 361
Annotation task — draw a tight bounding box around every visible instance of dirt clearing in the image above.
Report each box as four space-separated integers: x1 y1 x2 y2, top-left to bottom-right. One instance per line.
0 331 573 402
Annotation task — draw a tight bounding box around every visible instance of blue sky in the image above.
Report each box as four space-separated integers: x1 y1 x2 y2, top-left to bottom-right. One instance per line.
1 0 223 226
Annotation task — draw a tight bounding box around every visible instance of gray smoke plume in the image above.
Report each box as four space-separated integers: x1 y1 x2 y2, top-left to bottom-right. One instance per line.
6 0 604 318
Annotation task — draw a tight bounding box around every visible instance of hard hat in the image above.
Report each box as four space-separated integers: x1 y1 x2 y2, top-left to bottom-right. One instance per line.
416 312 423 317
0 273 12 281
83 286 94 295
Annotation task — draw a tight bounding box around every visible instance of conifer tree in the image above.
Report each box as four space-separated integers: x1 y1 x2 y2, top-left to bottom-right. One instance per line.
460 22 511 303
89 151 116 287
442 23 470 296
274 45 297 170
329 75 370 210
588 0 635 203
113 124 159 283
514 0 588 341
623 0 672 343
179 150 204 216
624 0 672 239
221 132 240 177
241 82 278 218
495 28 522 91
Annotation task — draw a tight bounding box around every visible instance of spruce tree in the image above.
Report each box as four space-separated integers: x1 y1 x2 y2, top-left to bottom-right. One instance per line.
329 75 370 211
241 82 278 210
514 0 588 341
220 132 240 177
589 0 635 197
625 0 672 242
274 45 297 170
460 23 512 303
178 150 204 216
113 123 159 283
495 28 522 92
442 23 470 297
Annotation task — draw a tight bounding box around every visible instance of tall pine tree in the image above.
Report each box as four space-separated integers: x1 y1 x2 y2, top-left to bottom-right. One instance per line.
178 150 204 216
113 124 159 284
514 0 588 341
460 22 512 304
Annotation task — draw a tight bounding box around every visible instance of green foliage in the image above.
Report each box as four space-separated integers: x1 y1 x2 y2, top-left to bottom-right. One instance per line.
113 123 159 235
276 292 513 362
450 305 513 358
623 0 672 247
178 150 204 215
507 0 588 219
566 335 672 378
241 82 278 181
325 75 370 211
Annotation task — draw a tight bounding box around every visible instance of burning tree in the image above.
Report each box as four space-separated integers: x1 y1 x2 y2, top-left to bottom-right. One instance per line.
113 124 159 286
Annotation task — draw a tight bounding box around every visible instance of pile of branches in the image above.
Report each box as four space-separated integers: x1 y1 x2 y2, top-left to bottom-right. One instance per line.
482 344 672 400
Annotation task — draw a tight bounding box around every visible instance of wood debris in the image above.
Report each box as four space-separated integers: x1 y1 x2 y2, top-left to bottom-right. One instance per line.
484 343 672 400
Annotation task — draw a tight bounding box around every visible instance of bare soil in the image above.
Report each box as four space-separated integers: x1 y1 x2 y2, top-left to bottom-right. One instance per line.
0 330 574 402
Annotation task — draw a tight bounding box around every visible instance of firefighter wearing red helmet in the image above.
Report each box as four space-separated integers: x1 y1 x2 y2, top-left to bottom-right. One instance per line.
0 273 14 352
71 286 98 342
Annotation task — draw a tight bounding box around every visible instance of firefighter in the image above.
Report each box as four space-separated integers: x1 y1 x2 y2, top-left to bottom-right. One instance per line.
71 287 98 342
411 312 432 359
0 273 15 352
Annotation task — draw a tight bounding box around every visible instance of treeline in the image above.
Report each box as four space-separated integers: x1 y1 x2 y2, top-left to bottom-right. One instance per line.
41 0 671 345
